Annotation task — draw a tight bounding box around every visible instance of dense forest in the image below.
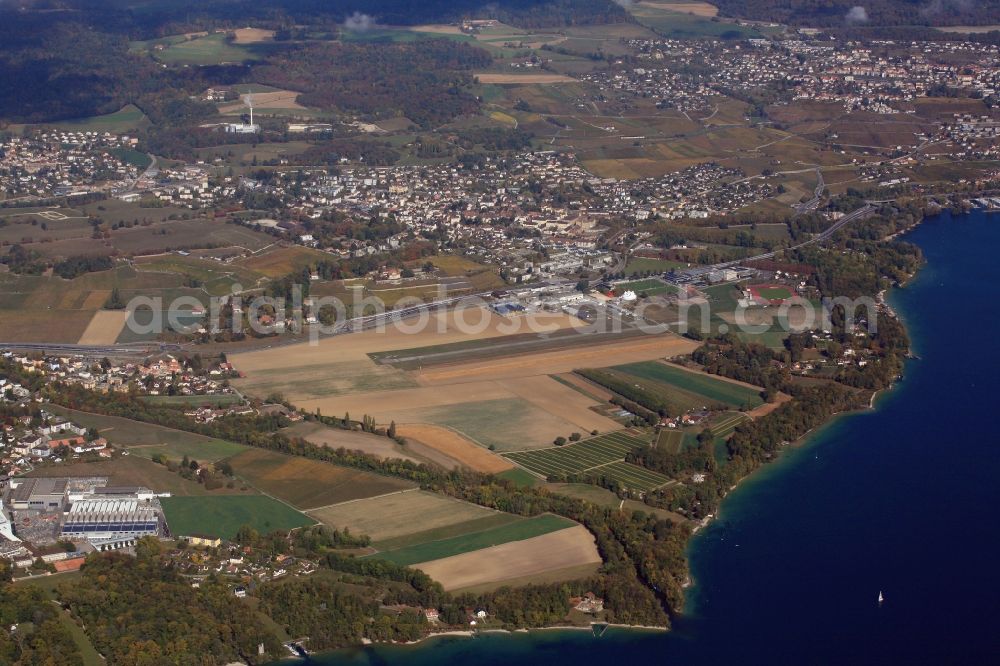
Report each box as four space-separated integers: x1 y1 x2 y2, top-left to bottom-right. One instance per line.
714 0 1000 27
255 41 491 127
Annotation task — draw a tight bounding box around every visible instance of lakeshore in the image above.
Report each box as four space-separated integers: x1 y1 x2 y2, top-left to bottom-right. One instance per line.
272 209 1000 664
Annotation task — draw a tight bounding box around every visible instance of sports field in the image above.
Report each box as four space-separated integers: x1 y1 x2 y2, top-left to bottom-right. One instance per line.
750 283 795 304
614 278 674 296
162 495 314 539
503 430 672 492
226 448 415 509
614 361 764 409
371 513 576 566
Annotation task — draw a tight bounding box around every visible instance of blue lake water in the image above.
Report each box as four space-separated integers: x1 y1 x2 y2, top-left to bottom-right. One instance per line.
304 209 1000 665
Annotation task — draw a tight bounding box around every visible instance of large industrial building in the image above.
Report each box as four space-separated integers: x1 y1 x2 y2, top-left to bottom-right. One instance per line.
61 497 161 542
10 478 68 512
4 477 168 550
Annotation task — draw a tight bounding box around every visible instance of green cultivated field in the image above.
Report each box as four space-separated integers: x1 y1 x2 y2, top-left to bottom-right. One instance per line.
373 513 525 551
504 430 650 477
36 105 148 133
614 362 764 409
152 34 261 65
625 257 689 274
162 495 314 539
371 514 575 566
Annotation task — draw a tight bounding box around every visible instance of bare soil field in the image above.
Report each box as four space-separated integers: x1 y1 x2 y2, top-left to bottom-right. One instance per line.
77 310 129 345
0 310 95 343
394 424 514 473
226 448 414 509
552 372 617 402
409 24 463 34
220 90 303 113
412 525 602 591
747 391 791 418
306 490 498 542
231 27 275 43
936 25 1000 33
475 73 576 84
284 421 425 464
641 1 718 16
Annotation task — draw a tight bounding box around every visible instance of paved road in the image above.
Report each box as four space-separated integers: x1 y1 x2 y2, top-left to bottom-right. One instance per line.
0 341 178 357
711 203 875 270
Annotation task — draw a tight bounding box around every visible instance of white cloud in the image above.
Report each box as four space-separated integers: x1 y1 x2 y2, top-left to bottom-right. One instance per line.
845 6 869 23
344 11 374 32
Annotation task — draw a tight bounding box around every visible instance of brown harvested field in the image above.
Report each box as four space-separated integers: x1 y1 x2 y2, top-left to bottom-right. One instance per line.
410 23 463 34
77 310 129 345
226 448 415 509
284 421 425 465
220 90 303 113
306 490 499 542
80 290 111 310
640 1 718 16
412 525 602 591
475 73 576 84
395 424 514 473
234 326 695 451
0 310 95 343
452 562 602 594
231 27 275 43
495 376 619 433
552 372 617 402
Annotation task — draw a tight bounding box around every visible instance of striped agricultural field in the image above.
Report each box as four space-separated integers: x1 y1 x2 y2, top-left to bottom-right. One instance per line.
587 461 674 493
708 411 751 438
503 430 670 492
